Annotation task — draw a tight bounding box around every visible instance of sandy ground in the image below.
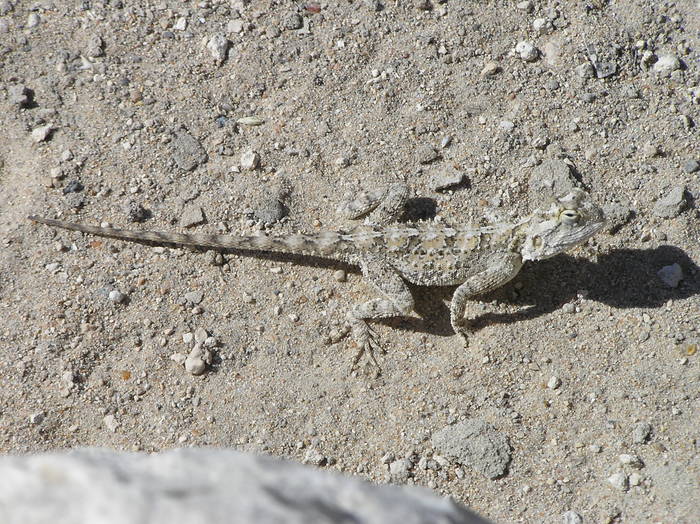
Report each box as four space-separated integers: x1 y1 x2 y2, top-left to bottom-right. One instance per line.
1 1 698 522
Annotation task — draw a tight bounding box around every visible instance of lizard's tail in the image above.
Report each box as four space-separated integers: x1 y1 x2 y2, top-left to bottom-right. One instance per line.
28 216 348 257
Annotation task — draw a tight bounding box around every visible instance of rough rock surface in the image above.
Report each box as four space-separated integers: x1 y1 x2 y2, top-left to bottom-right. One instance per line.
0 448 489 524
432 420 511 480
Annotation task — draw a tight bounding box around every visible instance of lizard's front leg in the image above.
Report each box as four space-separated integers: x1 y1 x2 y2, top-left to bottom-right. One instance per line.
450 252 523 345
337 183 409 225
347 256 414 370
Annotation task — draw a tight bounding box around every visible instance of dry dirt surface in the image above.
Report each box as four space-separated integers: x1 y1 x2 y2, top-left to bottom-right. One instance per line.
1 1 698 523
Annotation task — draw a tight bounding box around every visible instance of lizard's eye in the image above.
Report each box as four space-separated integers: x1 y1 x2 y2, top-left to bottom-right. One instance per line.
559 209 579 225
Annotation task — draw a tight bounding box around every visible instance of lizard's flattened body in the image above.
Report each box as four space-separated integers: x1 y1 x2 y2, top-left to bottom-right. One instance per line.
29 186 606 370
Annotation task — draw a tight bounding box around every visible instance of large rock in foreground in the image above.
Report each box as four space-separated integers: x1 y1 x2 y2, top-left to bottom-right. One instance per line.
0 448 490 524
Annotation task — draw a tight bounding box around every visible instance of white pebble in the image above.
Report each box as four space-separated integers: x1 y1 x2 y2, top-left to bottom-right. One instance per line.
32 124 54 143
103 414 119 432
628 472 643 486
607 472 629 491
515 41 539 62
194 327 208 343
185 344 212 376
240 150 260 170
619 454 644 469
206 33 230 64
29 412 45 425
653 54 681 75
547 376 561 389
108 290 126 304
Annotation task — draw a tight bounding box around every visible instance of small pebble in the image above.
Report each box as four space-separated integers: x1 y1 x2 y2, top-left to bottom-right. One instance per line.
682 159 699 173
575 63 595 79
333 270 347 282
303 447 326 466
653 187 688 218
653 54 681 75
547 376 561 389
206 33 230 65
416 144 439 164
657 263 683 288
480 61 500 77
607 472 629 491
227 19 244 34
532 18 549 35
628 472 643 487
562 511 583 524
103 414 119 432
194 327 208 343
516 0 533 12
182 332 194 344
241 150 260 170
184 343 212 375
431 170 466 191
499 120 515 132
170 352 187 365
9 84 31 107
26 12 40 28
108 290 126 304
284 12 303 30
632 422 652 444
184 291 204 305
32 124 54 143
515 41 538 62
619 454 644 469
174 17 187 31
642 142 660 158
29 412 45 425
562 303 576 314
180 205 206 228
389 458 412 482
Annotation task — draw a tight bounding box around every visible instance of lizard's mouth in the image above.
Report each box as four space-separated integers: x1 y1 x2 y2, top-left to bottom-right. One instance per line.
551 219 606 255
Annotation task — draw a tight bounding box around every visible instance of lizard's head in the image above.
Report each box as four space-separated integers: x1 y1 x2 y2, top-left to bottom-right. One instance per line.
521 189 606 261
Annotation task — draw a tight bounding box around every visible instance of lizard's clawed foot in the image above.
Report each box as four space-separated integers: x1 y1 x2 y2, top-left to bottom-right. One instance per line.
350 322 384 372
451 319 471 348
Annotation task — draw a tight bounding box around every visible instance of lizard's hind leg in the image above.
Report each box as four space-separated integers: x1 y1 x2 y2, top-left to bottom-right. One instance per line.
347 256 415 370
337 183 409 225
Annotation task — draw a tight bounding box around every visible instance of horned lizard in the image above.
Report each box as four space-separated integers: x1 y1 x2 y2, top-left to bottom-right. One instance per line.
30 184 605 369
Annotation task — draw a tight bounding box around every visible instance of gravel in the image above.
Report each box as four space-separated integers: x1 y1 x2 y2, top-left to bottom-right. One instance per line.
6 1 699 522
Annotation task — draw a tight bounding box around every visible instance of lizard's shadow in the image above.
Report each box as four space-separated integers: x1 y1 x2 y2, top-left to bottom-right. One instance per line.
400 245 699 337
